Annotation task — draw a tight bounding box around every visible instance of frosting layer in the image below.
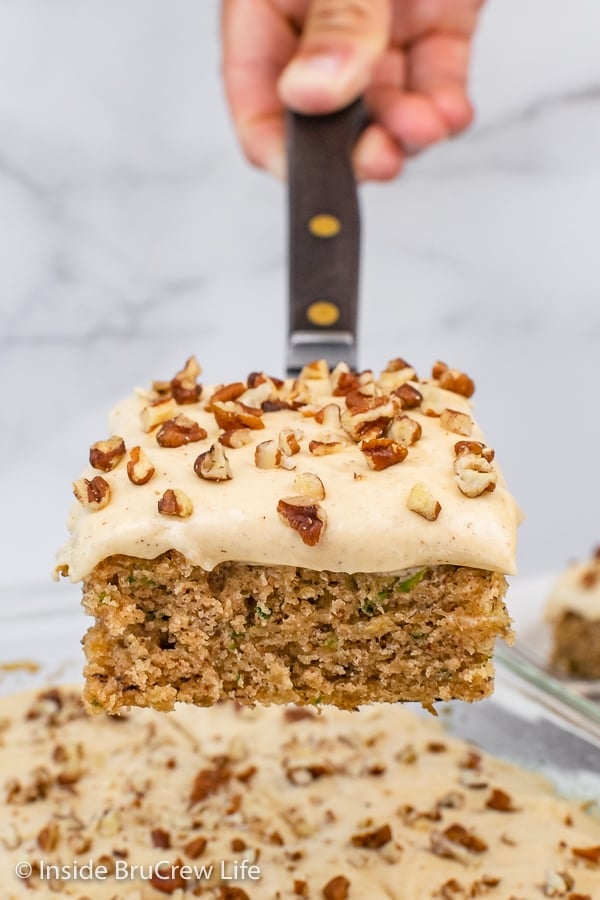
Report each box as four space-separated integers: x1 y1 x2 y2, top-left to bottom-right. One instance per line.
57 360 520 581
546 549 600 622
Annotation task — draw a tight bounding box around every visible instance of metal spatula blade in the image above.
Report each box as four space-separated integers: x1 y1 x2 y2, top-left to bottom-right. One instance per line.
286 99 366 377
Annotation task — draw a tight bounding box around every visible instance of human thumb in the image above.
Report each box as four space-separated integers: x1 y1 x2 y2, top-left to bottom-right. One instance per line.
278 0 390 114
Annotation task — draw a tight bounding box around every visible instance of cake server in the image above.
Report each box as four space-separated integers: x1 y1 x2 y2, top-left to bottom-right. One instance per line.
286 99 367 376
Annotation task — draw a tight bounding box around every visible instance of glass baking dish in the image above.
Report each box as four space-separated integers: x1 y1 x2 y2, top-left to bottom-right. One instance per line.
2 580 600 811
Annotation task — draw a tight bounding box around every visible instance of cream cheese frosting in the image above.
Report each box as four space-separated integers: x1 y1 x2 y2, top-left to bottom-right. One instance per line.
56 359 520 582
1 685 600 899
546 549 600 622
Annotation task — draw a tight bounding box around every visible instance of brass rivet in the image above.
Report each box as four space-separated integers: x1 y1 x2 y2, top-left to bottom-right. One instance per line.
308 214 341 238
307 301 340 327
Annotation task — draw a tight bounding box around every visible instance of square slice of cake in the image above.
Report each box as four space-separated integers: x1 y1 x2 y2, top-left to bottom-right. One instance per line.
56 356 520 713
546 547 600 678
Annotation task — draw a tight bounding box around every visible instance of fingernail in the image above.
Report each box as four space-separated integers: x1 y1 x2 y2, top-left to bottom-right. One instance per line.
279 53 348 95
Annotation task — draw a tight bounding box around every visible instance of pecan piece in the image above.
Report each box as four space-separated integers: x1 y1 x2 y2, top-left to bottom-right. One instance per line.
351 824 392 849
73 476 110 511
127 446 155 485
37 822 60 851
183 835 207 858
279 427 302 456
454 445 497 498
486 788 518 812
158 489 193 518
277 495 327 546
211 400 264 431
151 828 171 849
572 845 600 864
309 436 346 456
219 429 253 449
156 414 207 448
255 440 283 469
300 359 329 380
393 383 423 409
407 483 442 521
384 357 413 373
171 355 202 404
315 403 342 428
454 440 494 462
194 443 232 481
432 361 475 398
341 396 399 441
388 415 422 446
360 438 408 471
89 436 126 472
322 875 350 900
294 472 326 501
440 409 473 437
140 397 178 432
149 858 186 895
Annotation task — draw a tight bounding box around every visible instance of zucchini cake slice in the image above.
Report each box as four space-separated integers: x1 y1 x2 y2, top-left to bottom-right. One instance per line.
56 357 520 713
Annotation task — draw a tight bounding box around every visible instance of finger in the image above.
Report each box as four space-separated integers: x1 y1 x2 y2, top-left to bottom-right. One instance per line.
278 0 392 114
352 123 404 181
366 84 449 153
221 0 296 175
408 32 474 135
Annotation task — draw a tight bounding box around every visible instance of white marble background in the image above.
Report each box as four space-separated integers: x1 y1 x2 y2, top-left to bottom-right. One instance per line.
1 0 599 588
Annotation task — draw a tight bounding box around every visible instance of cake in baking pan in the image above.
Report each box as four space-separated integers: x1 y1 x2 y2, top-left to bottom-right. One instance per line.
546 546 600 678
56 356 520 713
2 685 599 899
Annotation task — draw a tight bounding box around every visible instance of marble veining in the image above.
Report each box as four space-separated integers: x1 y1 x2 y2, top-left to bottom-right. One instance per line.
0 0 599 589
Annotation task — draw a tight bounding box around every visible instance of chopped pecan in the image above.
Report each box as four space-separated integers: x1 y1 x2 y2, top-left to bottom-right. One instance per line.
572 845 600 864
294 472 326 501
73 476 110 511
543 869 574 896
207 382 247 406
315 403 342 428
127 446 155 485
384 357 413 373
294 880 309 896
211 400 264 431
388 415 422 446
300 359 329 380
454 446 497 498
219 429 253 449
309 436 346 455
393 383 423 409
171 355 202 404
341 396 399 441
322 875 350 900
360 438 408 471
279 427 302 456
486 788 518 812
351 824 392 849
194 444 232 481
238 380 274 409
277 496 327 546
454 441 495 462
89 436 126 472
156 414 207 448
151 828 171 849
255 440 283 469
37 822 60 851
331 365 361 396
183 835 207 858
407 482 442 521
440 409 473 437
443 823 488 854
432 361 475 398
140 397 177 432
190 762 231 806
158 489 193 518
149 858 186 895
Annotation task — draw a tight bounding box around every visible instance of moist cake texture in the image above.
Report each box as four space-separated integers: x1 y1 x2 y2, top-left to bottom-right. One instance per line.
56 357 520 712
546 547 600 678
1 685 599 900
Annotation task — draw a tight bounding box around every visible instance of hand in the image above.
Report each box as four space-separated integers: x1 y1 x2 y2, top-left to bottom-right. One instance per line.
221 0 484 181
